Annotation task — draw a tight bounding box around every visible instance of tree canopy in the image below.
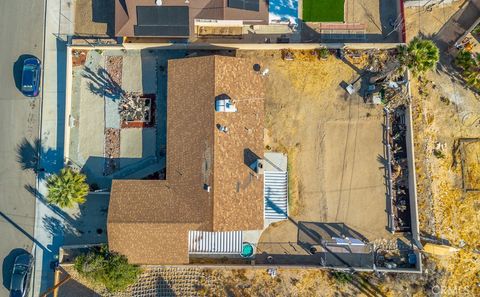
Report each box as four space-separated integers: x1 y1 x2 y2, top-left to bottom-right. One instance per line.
398 37 440 76
455 50 480 90
74 245 141 292
46 167 89 208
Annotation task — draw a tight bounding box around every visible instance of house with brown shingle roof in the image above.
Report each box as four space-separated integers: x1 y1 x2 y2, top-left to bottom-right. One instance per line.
107 55 266 264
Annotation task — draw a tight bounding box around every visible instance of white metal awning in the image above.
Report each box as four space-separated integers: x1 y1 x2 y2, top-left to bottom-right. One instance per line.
188 231 243 254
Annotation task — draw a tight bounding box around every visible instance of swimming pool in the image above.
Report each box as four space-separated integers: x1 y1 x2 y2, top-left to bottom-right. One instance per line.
269 0 299 25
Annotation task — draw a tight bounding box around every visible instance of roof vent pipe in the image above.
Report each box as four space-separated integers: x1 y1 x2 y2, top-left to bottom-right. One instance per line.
204 184 211 192
217 124 229 133
250 159 264 175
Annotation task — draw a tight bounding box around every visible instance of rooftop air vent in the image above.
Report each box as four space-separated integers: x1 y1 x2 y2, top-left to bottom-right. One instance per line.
215 95 237 112
217 124 229 133
249 159 264 175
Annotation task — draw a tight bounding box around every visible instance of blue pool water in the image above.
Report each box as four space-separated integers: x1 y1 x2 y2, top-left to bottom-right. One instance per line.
269 0 299 25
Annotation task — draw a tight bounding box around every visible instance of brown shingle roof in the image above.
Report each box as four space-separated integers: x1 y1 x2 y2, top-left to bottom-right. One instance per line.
108 56 265 264
108 222 197 264
114 0 268 37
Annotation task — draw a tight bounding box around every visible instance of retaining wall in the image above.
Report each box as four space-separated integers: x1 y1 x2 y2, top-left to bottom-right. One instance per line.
405 72 422 250
404 0 458 7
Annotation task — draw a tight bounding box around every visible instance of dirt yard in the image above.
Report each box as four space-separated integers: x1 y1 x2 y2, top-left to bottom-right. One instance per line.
345 0 394 38
403 1 480 294
411 71 480 295
404 0 467 41
59 265 430 297
236 50 392 254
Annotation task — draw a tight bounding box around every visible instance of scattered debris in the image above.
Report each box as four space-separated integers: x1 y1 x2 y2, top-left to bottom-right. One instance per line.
119 93 156 128
72 50 88 67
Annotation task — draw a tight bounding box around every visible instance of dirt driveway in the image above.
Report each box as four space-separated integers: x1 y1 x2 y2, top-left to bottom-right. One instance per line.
236 51 391 258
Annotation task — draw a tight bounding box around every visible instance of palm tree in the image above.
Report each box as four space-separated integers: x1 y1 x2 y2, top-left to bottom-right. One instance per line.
398 37 439 76
455 50 476 70
46 167 89 208
455 50 480 90
464 69 480 90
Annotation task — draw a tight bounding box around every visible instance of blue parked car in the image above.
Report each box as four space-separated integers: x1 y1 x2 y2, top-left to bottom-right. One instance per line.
21 58 41 97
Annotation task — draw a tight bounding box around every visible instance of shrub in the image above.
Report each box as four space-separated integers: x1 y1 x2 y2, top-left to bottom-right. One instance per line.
74 246 141 292
455 50 480 90
319 47 330 59
331 271 353 285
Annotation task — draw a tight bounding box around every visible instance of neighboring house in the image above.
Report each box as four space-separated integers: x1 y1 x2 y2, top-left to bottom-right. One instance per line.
107 55 266 264
115 0 270 38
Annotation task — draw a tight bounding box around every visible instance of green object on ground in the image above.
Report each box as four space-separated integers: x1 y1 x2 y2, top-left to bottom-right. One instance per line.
302 0 345 22
74 245 141 292
241 242 254 257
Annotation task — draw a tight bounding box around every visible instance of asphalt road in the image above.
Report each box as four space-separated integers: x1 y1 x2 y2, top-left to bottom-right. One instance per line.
0 0 45 296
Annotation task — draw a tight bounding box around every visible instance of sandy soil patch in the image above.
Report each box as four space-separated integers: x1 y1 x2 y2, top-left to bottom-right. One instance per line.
411 70 480 295
404 0 466 41
236 50 391 251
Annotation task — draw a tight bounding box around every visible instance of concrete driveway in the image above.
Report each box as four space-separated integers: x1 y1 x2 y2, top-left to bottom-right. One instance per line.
0 0 45 296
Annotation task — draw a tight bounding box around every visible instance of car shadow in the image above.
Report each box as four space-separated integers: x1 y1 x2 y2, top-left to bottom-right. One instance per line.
2 248 29 290
13 54 37 93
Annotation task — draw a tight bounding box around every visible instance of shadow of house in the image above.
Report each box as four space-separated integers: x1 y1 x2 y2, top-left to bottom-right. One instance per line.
56 39 67 175
377 0 401 41
80 124 165 189
243 148 260 168
434 0 480 54
92 0 115 37
2 248 29 290
13 54 38 93
297 222 369 247
56 267 101 297
295 222 374 269
24 184 76 227
74 0 115 37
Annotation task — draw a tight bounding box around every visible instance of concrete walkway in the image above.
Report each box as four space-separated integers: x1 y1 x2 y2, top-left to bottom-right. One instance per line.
31 0 71 295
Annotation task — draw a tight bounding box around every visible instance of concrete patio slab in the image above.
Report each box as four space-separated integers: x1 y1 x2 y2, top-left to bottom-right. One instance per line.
119 127 157 168
121 53 157 94
78 74 105 165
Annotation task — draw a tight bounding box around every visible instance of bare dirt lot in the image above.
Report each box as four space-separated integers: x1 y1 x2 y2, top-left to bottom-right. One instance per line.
236 50 392 255
404 0 466 41
411 72 480 295
59 265 425 297
404 2 480 294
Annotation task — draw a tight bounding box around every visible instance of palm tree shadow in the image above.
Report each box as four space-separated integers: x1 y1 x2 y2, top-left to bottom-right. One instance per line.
16 138 41 171
16 138 61 177
24 184 80 228
82 66 124 101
